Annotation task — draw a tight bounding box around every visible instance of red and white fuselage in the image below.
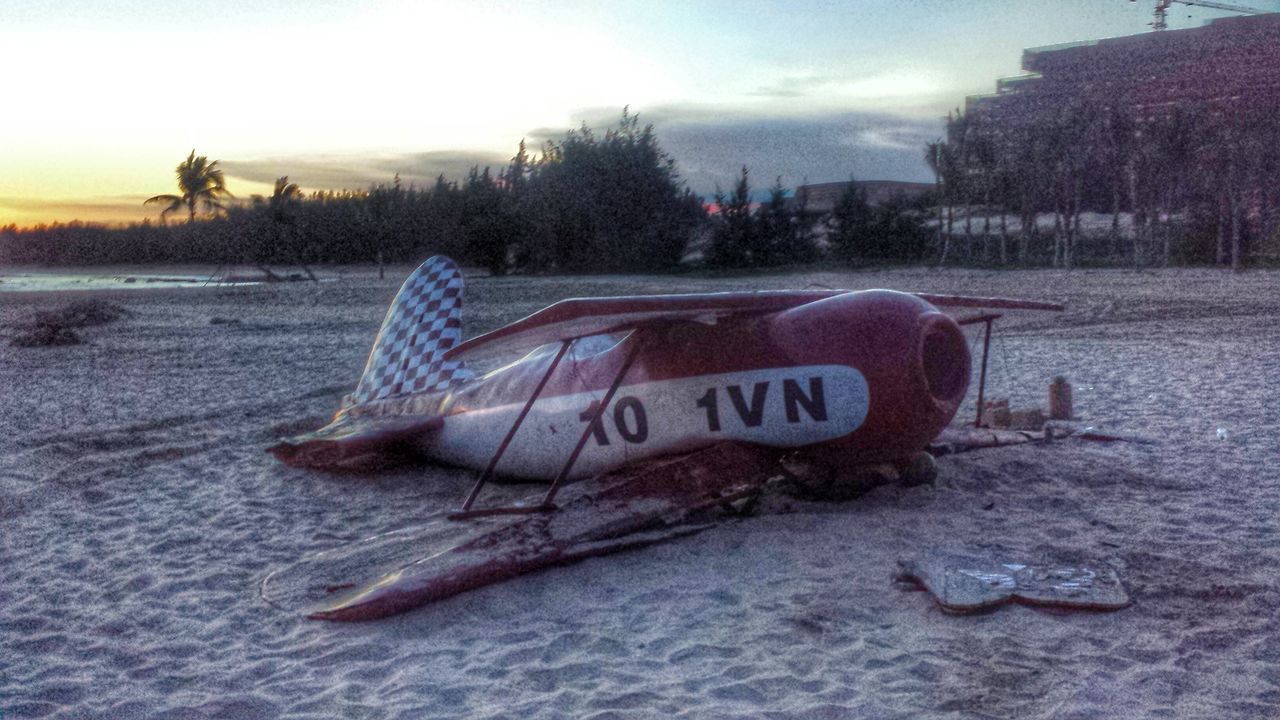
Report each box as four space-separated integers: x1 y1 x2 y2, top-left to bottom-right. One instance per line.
271 256 980 479
431 291 971 478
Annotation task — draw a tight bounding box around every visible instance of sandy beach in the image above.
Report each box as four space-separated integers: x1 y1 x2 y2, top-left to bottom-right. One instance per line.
2 264 1279 719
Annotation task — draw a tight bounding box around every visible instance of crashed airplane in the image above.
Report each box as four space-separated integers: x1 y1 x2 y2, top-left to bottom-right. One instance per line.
265 256 1064 620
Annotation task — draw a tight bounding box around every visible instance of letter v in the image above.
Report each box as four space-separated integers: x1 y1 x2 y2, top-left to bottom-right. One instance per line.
727 382 769 427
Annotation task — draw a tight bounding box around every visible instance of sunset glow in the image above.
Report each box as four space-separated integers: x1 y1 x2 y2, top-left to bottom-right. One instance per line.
0 0 1253 227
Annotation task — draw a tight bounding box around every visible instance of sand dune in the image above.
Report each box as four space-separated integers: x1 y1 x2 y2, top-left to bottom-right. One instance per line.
2 266 1278 718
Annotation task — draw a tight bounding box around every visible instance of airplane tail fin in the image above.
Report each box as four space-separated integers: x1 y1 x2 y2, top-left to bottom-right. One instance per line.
352 256 474 404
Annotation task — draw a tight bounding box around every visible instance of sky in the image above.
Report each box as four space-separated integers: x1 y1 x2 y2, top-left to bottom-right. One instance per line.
0 0 1264 227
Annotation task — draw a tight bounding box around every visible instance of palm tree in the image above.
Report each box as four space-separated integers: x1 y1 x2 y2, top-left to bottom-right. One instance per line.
925 139 957 265
948 109 975 257
265 176 302 224
145 150 232 223
269 176 315 281
247 176 311 281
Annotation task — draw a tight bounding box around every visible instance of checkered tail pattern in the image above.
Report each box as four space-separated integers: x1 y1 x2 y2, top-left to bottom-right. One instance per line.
352 256 475 403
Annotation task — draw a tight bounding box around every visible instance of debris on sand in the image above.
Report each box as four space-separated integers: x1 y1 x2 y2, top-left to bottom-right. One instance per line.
982 399 1048 431
12 324 83 347
33 299 130 328
778 449 939 500
264 443 776 621
10 299 130 347
895 550 1130 613
1049 375 1073 420
929 426 1064 455
1077 428 1159 445
982 398 1013 427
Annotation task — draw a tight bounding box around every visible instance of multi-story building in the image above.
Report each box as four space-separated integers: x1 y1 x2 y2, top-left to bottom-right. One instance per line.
967 13 1280 125
792 180 933 213
960 14 1280 263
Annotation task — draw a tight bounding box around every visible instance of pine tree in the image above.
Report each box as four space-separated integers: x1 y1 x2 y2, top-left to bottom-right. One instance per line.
828 179 872 263
710 166 754 268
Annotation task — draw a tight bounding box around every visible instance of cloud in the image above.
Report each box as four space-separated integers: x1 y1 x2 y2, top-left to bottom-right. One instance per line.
854 127 923 151
535 105 944 199
749 71 947 104
749 75 833 99
218 106 945 203
219 150 511 193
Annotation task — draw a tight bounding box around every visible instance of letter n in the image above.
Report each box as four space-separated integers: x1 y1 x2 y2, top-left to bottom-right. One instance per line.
783 377 827 423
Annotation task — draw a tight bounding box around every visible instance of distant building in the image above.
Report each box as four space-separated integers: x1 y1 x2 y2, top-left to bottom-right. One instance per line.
966 14 1280 126
792 180 933 213
960 13 1280 263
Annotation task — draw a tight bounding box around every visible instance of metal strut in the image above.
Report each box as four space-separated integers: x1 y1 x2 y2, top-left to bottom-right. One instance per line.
449 340 572 520
448 335 645 520
540 337 644 508
958 313 1001 428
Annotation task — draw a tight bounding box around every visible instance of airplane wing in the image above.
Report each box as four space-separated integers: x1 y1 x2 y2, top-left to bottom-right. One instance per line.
262 443 776 621
444 290 838 361
445 290 1064 362
912 294 1064 313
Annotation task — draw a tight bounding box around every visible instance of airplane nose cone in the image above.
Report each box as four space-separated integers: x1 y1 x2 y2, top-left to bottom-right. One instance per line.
766 289 970 462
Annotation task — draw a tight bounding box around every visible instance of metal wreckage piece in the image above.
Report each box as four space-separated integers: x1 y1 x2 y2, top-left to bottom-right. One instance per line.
895 551 1131 613
262 443 777 621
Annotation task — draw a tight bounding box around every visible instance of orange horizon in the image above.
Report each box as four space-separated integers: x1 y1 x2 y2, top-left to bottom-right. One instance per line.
0 178 284 230
0 196 161 230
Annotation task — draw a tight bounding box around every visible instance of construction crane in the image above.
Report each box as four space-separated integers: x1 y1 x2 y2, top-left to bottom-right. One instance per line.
1132 0 1271 30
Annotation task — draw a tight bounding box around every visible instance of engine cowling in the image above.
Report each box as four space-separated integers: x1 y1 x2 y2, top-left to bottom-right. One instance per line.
766 289 970 463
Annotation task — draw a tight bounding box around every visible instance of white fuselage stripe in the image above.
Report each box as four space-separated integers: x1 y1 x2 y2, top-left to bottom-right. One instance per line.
425 365 869 480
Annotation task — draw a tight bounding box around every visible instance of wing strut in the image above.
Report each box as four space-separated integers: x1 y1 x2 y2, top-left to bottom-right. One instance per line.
540 337 645 509
450 339 572 520
448 336 645 520
957 313 1002 428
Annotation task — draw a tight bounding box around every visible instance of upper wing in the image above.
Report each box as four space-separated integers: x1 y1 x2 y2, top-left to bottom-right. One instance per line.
911 293 1065 313
445 289 1064 362
444 290 839 361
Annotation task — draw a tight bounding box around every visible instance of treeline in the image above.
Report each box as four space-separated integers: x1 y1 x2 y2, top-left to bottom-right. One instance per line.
929 102 1280 269
15 101 1273 274
1 113 705 275
0 111 936 274
707 168 932 268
